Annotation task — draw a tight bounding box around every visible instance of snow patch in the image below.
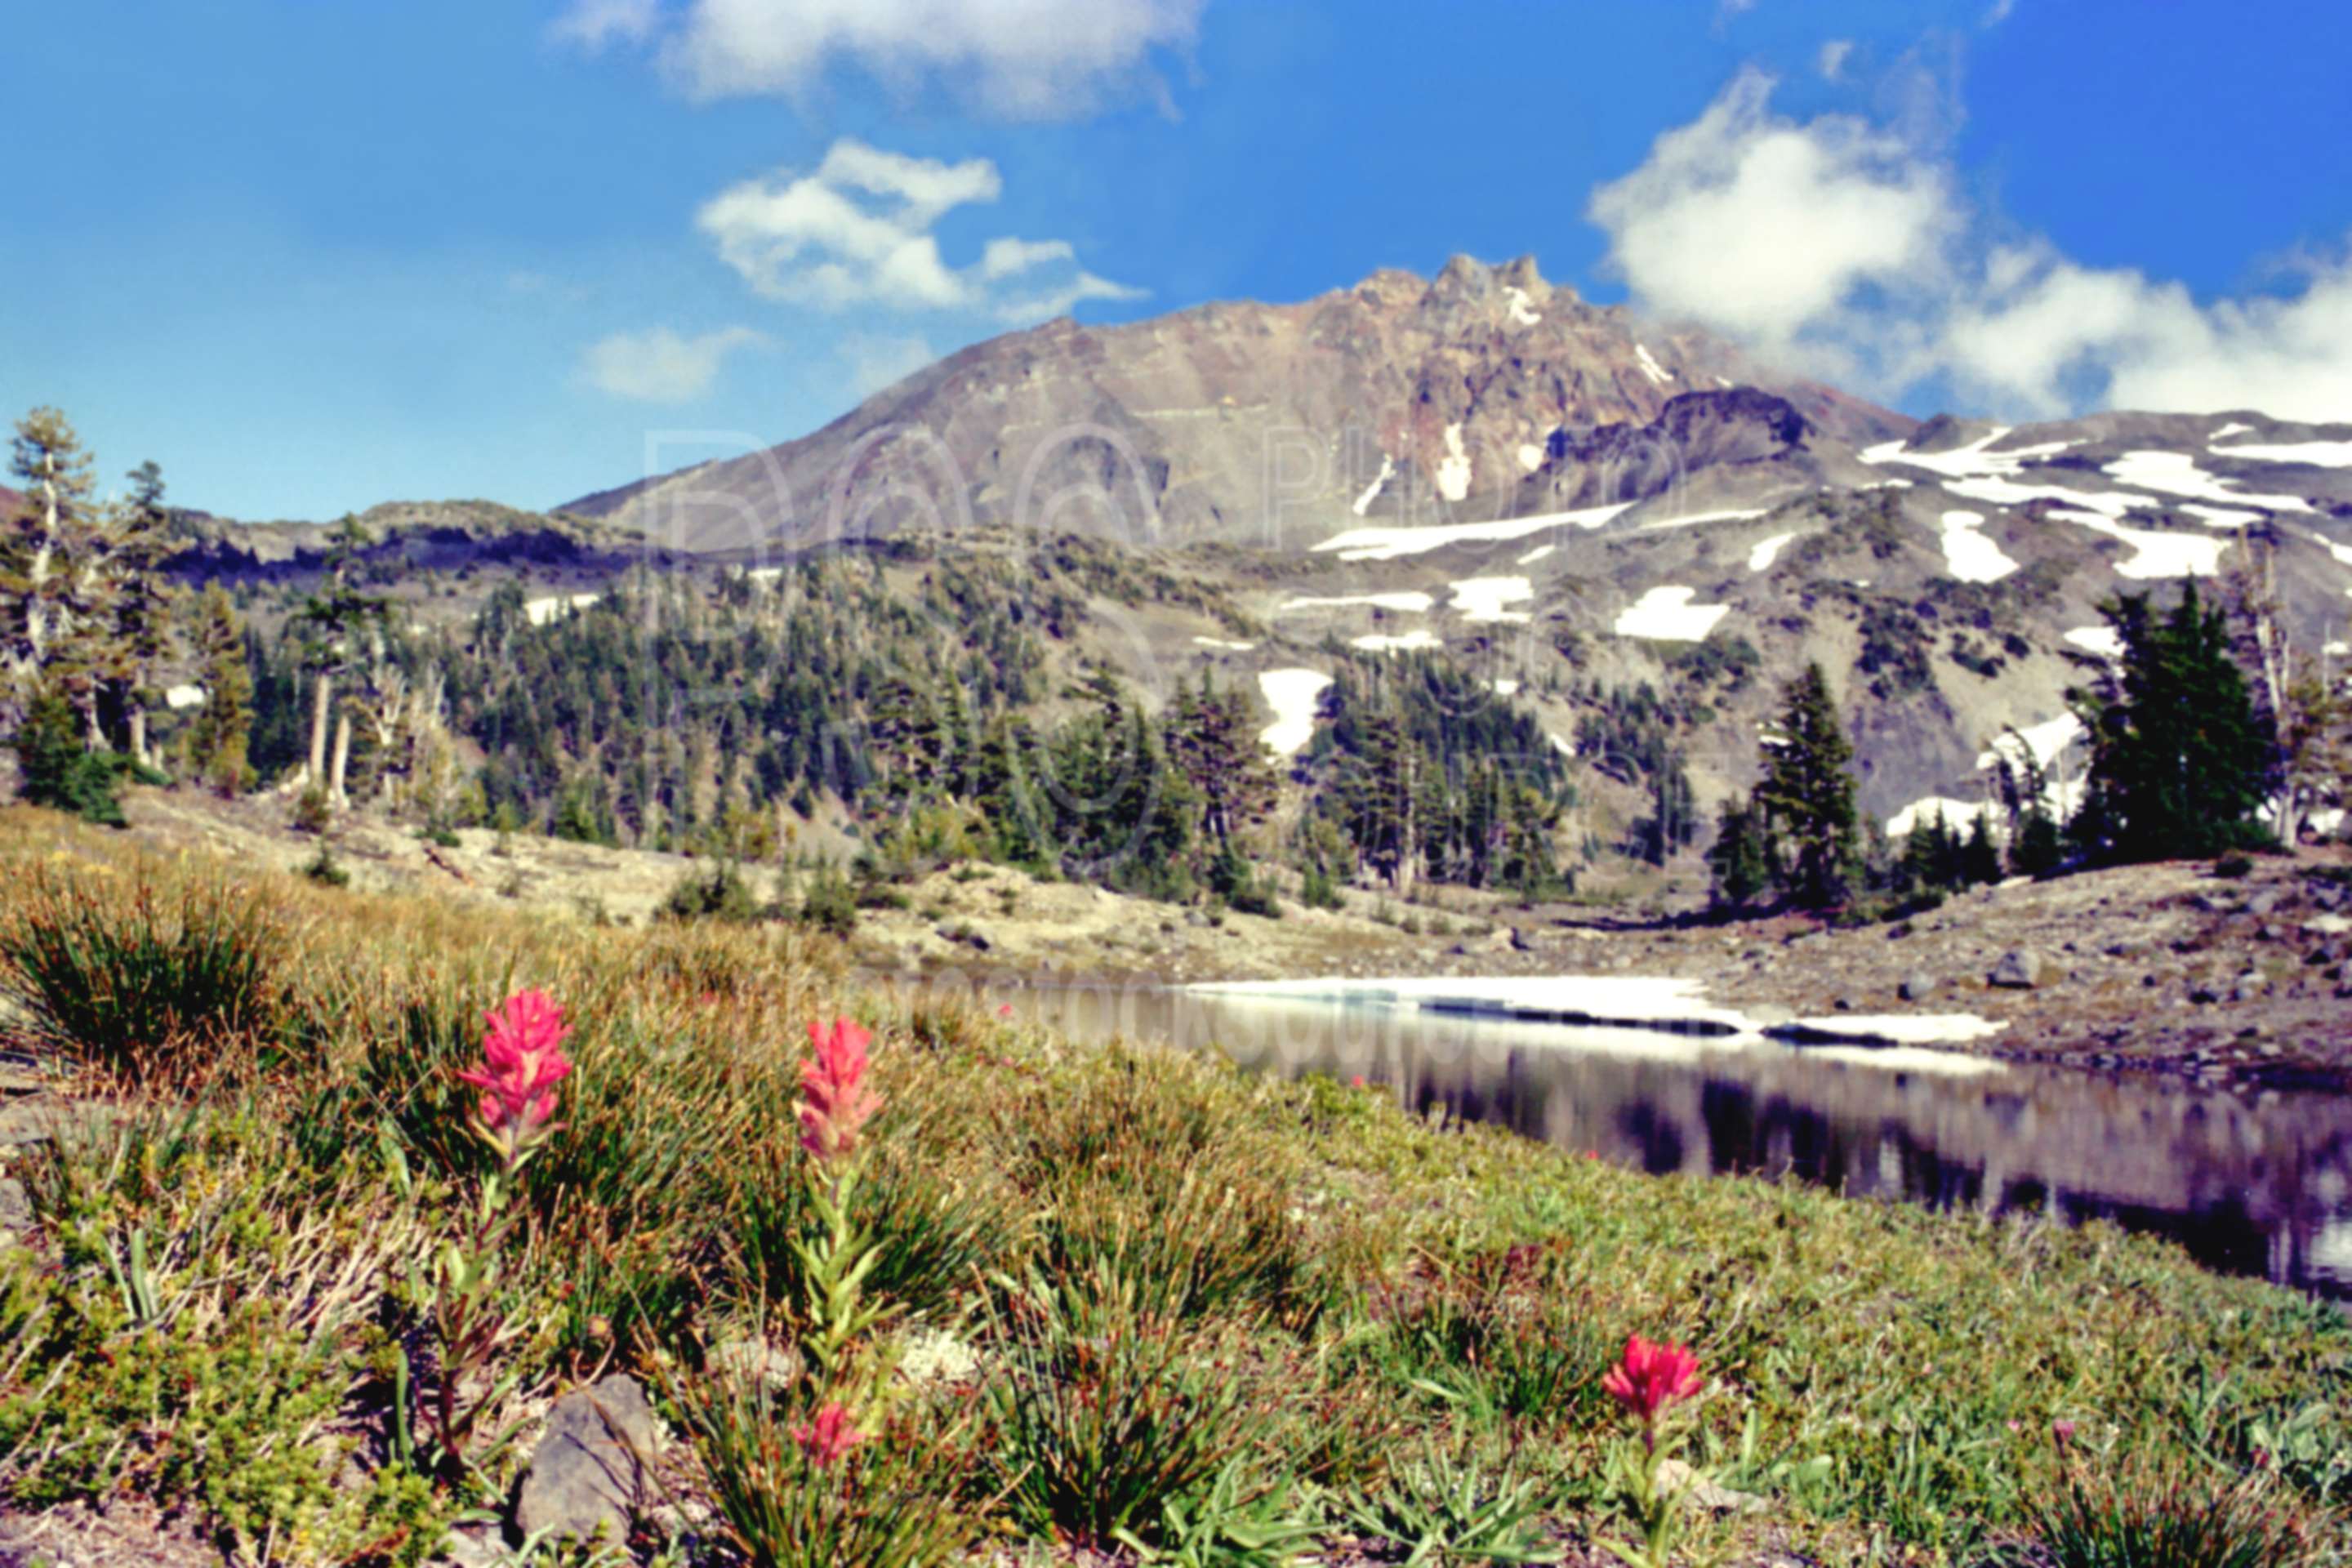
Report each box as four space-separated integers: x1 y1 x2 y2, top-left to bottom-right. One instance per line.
1634 342 1673 386
2307 528 2352 569
1886 796 1991 838
1748 532 1797 572
2180 503 2263 530
1350 454 1395 518
1976 714 2085 774
1548 733 1576 757
1436 423 1472 502
1279 591 1434 614
1314 502 1637 563
1352 629 1442 653
2104 450 2313 512
1504 287 1543 327
1714 375 1735 389
1193 636 1256 652
2209 421 2255 441
1517 443 1545 472
2050 510 2232 579
1936 510 2018 583
1614 586 1729 642
1638 507 1771 532
1517 544 1556 565
1492 679 1521 697
524 593 602 626
164 683 205 710
2210 439 2352 469
2062 626 2124 659
1450 577 1534 623
1257 670 1331 757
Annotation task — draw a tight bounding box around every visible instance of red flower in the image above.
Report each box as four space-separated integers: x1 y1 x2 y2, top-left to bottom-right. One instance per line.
459 989 574 1152
791 1402 864 1468
798 1017 881 1162
1602 1334 1703 1423
998 1002 1015 1019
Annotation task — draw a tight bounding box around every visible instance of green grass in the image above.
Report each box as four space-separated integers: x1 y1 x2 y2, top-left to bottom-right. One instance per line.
0 804 2346 1566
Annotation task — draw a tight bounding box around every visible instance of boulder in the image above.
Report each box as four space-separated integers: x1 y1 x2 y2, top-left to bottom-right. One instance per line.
1898 972 1937 1002
514 1374 662 1548
1988 950 2055 989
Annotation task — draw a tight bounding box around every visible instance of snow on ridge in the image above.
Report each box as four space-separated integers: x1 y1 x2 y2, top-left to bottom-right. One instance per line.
1637 507 1771 532
1278 591 1434 614
1634 342 1674 386
1436 424 1472 502
2062 626 2123 660
1350 454 1395 518
2049 509 2231 580
2211 439 2352 469
1505 287 1543 327
1192 636 1257 651
1936 510 2018 583
1257 670 1331 757
2209 421 2255 441
2308 528 2352 569
2180 503 2263 530
1976 713 2085 774
1747 532 1797 572
1313 502 1637 563
1450 577 1534 623
2103 450 2314 512
1517 544 1556 565
1613 586 1729 642
1352 629 1442 653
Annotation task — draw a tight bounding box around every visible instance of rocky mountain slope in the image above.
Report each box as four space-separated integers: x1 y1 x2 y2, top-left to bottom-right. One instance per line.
559 256 1912 555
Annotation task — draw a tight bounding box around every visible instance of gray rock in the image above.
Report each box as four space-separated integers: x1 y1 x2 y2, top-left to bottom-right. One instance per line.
514 1374 662 1547
2246 889 2284 918
1657 1458 1770 1516
1989 949 2055 989
1898 972 1937 1001
0 1178 26 1236
710 1336 803 1391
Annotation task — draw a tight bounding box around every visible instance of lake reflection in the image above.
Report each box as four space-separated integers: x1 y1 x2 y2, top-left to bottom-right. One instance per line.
1014 983 2352 1300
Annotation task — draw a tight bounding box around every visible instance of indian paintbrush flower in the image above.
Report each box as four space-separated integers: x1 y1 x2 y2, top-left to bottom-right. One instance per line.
798 1016 880 1163
791 1402 865 1469
1601 1334 1708 1567
459 987 574 1165
1603 1334 1703 1427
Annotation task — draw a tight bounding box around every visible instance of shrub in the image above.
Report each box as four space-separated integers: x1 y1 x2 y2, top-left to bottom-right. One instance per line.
2003 1460 2315 1568
0 871 282 1079
662 859 760 923
12 684 130 826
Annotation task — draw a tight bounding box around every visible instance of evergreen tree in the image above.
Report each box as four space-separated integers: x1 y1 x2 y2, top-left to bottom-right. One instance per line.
2073 583 2274 862
188 586 253 795
1167 670 1277 846
12 680 127 825
1962 813 2002 885
2 408 100 720
1705 794 1771 912
1755 664 1860 910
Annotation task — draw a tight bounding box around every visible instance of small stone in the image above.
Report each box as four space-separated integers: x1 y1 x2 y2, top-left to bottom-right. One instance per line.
1989 949 2055 989
1657 1459 1770 1516
1898 972 1936 1001
2246 889 2284 918
514 1374 663 1548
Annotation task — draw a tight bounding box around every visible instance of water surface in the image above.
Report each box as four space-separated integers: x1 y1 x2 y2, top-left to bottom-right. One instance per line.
1014 981 2352 1300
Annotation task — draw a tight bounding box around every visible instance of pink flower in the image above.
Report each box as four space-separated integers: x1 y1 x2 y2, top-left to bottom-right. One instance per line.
1350 1075 1366 1089
1602 1334 1703 1424
459 989 574 1153
798 1017 881 1162
2053 1419 2077 1448
791 1402 863 1468
998 1003 1015 1019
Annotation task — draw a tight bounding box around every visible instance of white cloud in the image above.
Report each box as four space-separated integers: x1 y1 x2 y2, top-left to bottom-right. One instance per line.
555 0 1205 120
840 332 938 396
696 138 1143 322
1588 69 2352 422
1817 39 1854 80
581 326 765 402
1983 0 2018 24
549 0 663 49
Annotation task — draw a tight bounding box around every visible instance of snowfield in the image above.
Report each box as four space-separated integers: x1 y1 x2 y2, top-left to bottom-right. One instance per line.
1436 423 1472 502
2104 451 2314 512
1936 511 2018 583
1278 591 1434 614
1313 501 1636 562
1256 670 1331 757
1350 454 1394 517
2050 510 2232 579
1634 342 1673 386
1613 586 1730 642
2209 439 2352 469
1886 795 1992 839
1450 577 1534 623
2062 626 2124 659
1748 532 1797 572
1351 629 1442 653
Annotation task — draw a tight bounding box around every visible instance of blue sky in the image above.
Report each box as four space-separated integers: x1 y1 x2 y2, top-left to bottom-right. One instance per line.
5 0 2350 519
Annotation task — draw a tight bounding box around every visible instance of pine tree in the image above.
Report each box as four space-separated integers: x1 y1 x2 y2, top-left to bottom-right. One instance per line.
2073 583 2273 862
1755 664 1860 910
1706 794 1771 912
1167 670 1278 846
99 459 180 767
189 586 253 795
2 408 100 720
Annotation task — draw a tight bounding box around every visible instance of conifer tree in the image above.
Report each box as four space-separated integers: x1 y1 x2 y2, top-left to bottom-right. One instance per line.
1705 794 1771 912
1167 670 1277 846
189 586 253 795
1755 663 1860 910
2 408 100 720
2073 583 2273 862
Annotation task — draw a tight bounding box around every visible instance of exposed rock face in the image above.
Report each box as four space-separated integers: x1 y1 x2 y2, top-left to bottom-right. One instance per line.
514 1374 662 1547
559 256 1912 555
